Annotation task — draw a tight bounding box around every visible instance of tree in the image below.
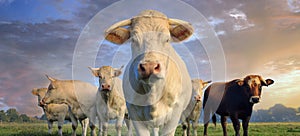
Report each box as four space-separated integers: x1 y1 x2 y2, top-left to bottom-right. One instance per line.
0 110 8 122
6 108 20 122
19 114 30 122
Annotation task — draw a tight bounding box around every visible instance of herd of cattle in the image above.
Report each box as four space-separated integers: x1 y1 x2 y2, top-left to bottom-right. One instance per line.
31 10 274 136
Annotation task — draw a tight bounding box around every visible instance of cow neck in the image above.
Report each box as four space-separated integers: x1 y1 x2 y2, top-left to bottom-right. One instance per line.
101 90 110 104
100 84 117 105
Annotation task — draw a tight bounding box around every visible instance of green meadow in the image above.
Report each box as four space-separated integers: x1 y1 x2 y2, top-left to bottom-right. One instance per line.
0 122 299 136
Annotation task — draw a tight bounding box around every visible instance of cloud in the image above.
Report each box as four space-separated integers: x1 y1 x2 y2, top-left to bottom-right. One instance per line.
1 0 300 117
271 15 300 31
287 0 300 13
262 56 300 76
0 19 84 116
208 16 225 27
255 69 300 110
226 8 255 31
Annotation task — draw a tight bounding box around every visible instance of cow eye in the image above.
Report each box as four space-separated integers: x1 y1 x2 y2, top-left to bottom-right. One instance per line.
99 75 102 79
166 38 170 43
259 85 262 91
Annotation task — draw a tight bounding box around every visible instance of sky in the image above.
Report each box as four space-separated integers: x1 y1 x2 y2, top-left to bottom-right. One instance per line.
0 0 299 117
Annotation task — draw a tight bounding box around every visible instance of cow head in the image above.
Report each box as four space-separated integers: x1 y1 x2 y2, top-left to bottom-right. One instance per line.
105 10 193 91
41 75 66 105
192 79 211 102
31 88 48 107
88 65 123 91
237 75 274 104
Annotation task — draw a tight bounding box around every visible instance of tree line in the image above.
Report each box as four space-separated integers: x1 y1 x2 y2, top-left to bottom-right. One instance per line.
0 109 41 123
1 104 299 123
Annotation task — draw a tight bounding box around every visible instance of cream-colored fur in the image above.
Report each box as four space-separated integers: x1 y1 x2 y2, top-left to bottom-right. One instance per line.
105 10 194 136
89 66 132 136
42 77 97 136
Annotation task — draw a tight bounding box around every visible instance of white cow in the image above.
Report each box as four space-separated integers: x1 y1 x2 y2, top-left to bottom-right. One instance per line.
88 66 132 136
32 88 89 136
181 79 211 136
104 10 194 135
41 75 98 136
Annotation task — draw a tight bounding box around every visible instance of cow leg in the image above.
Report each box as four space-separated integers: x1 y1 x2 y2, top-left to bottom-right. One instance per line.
132 121 150 136
98 119 102 136
230 115 240 136
57 118 64 136
71 120 78 136
115 116 123 136
192 120 198 136
102 121 109 136
88 107 97 136
124 115 133 136
220 116 227 136
152 127 159 136
203 111 210 136
47 120 53 134
242 117 250 136
79 118 89 136
182 121 188 136
69 113 78 136
89 121 96 136
203 121 209 136
187 118 191 136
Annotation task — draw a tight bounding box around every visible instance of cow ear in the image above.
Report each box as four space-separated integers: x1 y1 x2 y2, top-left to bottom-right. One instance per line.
236 80 244 86
32 88 39 96
265 79 274 86
45 75 56 82
105 27 130 45
169 19 194 42
88 67 100 77
113 65 124 77
203 80 212 87
105 19 131 44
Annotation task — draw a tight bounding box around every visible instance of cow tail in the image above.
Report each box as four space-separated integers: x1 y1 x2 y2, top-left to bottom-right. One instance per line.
212 114 217 127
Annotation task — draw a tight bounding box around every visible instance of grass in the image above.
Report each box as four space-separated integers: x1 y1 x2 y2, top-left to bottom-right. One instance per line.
175 122 300 136
0 122 300 136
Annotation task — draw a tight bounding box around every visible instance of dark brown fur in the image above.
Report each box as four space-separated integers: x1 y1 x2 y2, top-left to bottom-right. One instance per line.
203 75 274 136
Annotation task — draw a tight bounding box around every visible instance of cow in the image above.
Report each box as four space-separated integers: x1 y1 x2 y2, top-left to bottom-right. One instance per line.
104 10 194 135
203 75 274 136
41 75 98 136
88 66 132 136
32 88 89 136
181 79 211 136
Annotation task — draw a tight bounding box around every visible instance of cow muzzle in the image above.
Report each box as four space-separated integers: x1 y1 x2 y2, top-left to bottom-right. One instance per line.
194 95 202 102
101 84 111 90
250 96 260 103
138 62 161 79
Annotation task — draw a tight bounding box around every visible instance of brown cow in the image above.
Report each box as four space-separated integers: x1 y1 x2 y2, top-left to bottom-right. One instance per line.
203 75 274 136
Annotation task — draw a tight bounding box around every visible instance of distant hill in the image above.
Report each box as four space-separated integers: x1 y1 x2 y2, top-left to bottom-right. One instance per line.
251 104 300 122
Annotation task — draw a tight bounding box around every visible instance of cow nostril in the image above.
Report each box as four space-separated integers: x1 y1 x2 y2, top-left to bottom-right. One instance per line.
107 85 110 88
139 64 146 72
101 85 105 88
154 64 160 71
